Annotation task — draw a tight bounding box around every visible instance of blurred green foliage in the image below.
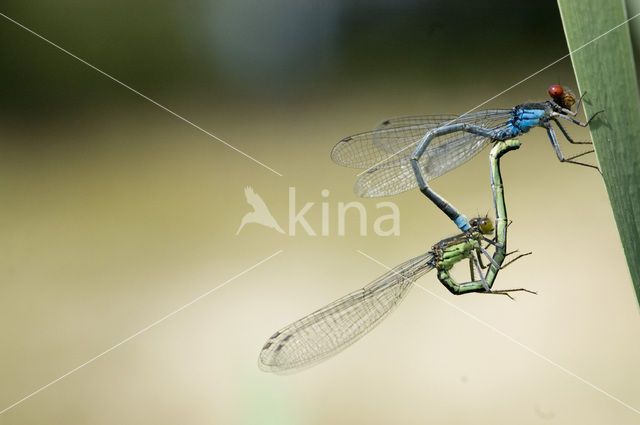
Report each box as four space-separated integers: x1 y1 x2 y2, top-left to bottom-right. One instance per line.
1 0 568 116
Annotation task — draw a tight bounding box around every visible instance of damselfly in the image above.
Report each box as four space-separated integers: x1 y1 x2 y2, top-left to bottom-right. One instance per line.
332 85 601 231
259 140 532 372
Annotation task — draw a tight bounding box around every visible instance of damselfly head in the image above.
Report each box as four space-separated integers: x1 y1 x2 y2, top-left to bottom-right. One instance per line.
469 216 494 235
548 85 576 109
548 84 563 98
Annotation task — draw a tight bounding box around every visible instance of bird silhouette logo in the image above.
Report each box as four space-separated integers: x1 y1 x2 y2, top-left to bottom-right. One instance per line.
236 186 285 235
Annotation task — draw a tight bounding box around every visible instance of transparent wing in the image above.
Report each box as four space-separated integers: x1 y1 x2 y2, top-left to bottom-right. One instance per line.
354 130 493 197
331 110 514 197
371 110 514 155
258 251 435 373
331 115 460 169
373 110 514 132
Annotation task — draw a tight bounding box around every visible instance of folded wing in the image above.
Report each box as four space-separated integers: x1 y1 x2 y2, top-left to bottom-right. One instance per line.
258 252 435 372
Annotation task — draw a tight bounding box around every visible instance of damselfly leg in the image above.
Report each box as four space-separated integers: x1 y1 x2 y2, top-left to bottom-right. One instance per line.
483 287 538 300
546 125 600 172
501 250 533 269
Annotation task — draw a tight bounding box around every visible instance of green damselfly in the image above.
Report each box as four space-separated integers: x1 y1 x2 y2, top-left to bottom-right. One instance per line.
258 140 532 372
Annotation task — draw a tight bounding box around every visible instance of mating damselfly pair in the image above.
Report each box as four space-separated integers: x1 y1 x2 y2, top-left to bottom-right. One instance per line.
258 86 600 372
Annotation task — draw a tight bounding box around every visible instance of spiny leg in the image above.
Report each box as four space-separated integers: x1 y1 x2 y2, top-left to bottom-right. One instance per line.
546 126 600 172
551 121 597 168
562 149 599 171
476 250 533 270
482 291 516 300
501 250 533 269
483 250 535 298
486 288 538 300
478 284 534 300
410 123 496 231
481 282 537 300
552 119 593 145
552 109 603 127
565 150 595 161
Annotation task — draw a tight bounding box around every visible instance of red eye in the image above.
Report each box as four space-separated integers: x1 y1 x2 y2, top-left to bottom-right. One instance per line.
548 85 563 98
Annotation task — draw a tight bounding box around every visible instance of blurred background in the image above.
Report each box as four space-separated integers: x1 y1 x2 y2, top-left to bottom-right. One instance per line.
1 1 639 424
